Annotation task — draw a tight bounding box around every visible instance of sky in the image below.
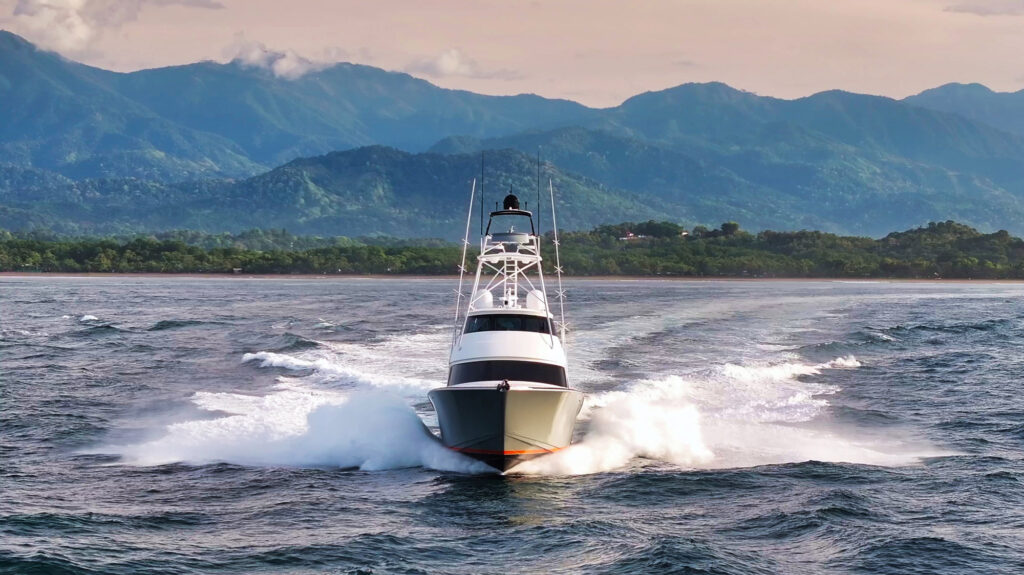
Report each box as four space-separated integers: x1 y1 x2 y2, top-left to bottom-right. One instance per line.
2 0 1024 107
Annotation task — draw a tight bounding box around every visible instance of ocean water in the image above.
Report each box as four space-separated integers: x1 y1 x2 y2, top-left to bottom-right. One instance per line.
2 277 1023 574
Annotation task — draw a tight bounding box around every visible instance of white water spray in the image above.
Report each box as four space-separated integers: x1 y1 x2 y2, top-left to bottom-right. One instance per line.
108 388 486 472
516 356 951 475
98 322 949 476
97 329 488 473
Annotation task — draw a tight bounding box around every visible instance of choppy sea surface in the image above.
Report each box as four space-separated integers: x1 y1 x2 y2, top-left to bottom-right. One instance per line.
2 277 1023 574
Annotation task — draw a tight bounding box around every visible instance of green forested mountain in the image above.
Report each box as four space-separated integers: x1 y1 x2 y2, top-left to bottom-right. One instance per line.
599 83 1024 183
429 114 1024 236
0 31 261 181
0 30 590 180
6 29 1024 237
0 147 670 237
429 128 806 231
110 61 593 165
905 83 1024 139
200 146 669 236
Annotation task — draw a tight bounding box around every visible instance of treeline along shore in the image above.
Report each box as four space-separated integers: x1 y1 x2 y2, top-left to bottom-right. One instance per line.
3 221 1024 279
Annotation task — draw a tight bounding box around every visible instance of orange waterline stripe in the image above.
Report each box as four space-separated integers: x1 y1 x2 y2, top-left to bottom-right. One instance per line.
450 447 564 455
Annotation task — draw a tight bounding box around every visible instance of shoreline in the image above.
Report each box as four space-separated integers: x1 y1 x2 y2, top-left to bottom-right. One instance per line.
2 272 1021 283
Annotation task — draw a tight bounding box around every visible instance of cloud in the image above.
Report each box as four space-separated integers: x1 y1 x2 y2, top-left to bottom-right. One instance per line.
945 0 1024 15
11 0 223 53
225 34 334 80
405 48 520 80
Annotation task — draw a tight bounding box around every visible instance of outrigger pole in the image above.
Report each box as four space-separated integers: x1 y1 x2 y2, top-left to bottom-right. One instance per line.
452 178 476 350
548 179 566 341
479 153 485 236
536 148 542 235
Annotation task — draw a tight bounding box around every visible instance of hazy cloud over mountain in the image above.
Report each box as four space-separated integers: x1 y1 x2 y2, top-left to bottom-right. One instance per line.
10 0 222 53
405 48 520 80
225 34 331 79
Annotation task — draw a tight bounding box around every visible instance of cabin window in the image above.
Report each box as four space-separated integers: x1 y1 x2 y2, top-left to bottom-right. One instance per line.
464 314 552 335
448 360 567 387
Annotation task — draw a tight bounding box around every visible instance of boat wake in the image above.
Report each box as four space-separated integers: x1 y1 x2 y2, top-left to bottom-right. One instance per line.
95 338 949 476
92 329 491 473
241 349 439 400
515 355 954 475
103 385 488 472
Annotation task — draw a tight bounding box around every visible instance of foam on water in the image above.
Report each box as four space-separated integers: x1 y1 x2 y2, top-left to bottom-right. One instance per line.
105 385 486 472
241 350 439 399
1 328 47 338
516 355 951 475
98 328 490 472
242 324 450 398
311 318 335 329
97 321 947 477
319 328 450 382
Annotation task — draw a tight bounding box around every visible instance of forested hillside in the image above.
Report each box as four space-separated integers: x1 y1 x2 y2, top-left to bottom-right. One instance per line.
4 221 1022 279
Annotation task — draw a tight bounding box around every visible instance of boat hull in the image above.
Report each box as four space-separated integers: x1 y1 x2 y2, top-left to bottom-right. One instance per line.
428 385 584 472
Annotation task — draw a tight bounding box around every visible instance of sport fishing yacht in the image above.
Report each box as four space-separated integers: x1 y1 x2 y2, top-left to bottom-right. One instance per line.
428 185 584 472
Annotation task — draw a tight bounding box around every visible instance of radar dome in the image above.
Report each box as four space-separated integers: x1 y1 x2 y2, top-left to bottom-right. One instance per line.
472 289 494 310
526 289 547 311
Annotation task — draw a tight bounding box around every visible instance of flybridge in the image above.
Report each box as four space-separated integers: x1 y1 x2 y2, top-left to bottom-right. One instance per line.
450 184 567 352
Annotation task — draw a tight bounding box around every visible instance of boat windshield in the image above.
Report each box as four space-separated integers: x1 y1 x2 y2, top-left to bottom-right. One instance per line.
464 314 551 335
448 360 567 387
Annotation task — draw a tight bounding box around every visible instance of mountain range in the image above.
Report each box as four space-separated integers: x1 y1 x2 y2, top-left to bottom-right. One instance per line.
3 29 1024 238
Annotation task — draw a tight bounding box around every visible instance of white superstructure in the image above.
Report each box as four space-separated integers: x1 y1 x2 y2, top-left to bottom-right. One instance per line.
449 204 567 383
428 185 583 472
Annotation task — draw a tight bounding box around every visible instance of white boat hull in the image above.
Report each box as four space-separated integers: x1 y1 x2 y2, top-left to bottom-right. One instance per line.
428 384 584 472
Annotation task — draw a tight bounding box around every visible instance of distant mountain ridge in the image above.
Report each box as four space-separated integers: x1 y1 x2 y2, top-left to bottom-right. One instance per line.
0 31 260 181
0 147 672 237
5 29 1024 237
0 30 593 180
904 83 1024 138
